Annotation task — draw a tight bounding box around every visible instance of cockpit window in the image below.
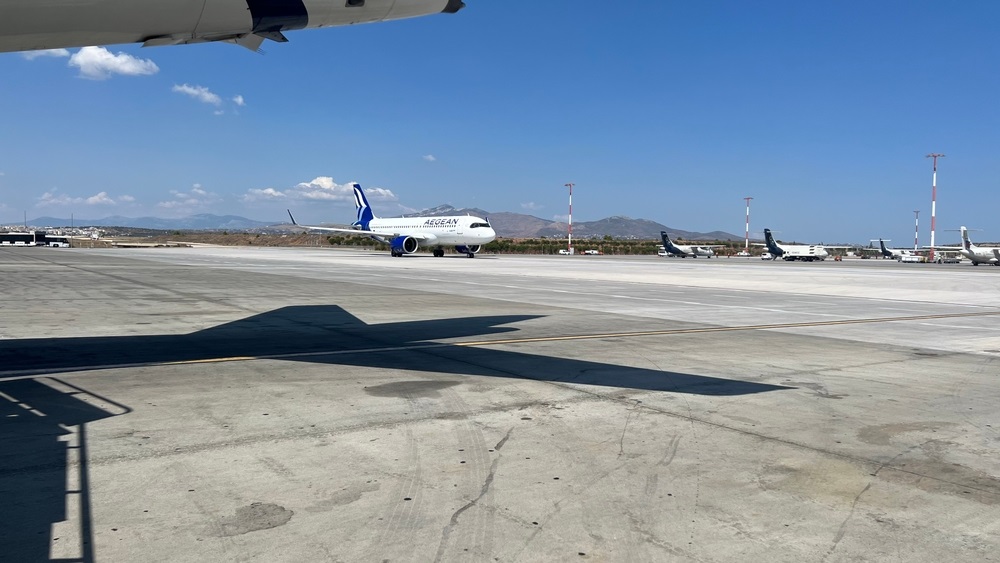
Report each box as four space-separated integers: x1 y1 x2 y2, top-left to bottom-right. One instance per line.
470 222 490 229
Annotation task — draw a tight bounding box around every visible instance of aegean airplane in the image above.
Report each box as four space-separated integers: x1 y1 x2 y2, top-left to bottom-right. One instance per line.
658 231 723 258
288 183 496 258
0 0 464 53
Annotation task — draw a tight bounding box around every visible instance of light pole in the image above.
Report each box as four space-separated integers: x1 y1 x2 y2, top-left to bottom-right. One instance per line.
564 183 574 255
913 210 919 251
743 196 753 254
926 153 945 261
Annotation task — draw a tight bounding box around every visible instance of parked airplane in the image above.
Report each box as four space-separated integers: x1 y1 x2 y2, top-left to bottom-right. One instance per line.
288 183 496 258
0 0 464 53
939 227 1000 266
872 239 916 260
762 228 830 261
658 231 723 258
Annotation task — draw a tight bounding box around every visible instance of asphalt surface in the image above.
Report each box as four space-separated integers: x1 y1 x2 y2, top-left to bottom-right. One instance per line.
1 246 998 562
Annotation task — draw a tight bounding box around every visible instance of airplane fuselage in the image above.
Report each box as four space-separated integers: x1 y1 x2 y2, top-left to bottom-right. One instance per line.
659 244 714 258
771 244 829 261
0 0 463 53
367 216 495 247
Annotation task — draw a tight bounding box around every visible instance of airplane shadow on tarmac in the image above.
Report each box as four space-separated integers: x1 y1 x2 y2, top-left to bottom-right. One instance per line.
0 305 789 561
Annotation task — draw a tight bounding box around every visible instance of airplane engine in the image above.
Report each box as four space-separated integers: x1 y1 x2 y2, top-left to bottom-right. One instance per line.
454 245 481 255
390 235 419 257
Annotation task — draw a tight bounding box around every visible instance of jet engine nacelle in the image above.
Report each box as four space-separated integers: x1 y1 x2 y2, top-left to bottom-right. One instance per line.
454 245 481 255
391 235 419 256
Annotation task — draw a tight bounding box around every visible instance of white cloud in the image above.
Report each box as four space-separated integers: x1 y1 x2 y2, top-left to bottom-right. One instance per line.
157 184 219 212
22 49 70 60
172 84 222 105
242 177 399 205
422 154 437 162
38 192 77 207
37 190 122 207
69 47 159 80
232 95 246 107
118 194 136 203
521 202 543 211
85 192 115 205
552 214 570 222
242 188 287 202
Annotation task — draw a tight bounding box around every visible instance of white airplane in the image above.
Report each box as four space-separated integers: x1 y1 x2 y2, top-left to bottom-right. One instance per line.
658 231 723 258
288 183 496 258
762 228 830 261
934 227 1000 266
0 0 464 53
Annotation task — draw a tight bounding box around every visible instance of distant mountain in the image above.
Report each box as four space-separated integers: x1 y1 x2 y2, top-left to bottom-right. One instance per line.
27 214 276 230
23 209 739 240
411 205 740 240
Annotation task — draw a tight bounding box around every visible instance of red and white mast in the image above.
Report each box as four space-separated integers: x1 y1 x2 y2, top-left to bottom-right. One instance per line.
743 196 753 253
926 153 944 261
564 183 574 255
913 210 919 251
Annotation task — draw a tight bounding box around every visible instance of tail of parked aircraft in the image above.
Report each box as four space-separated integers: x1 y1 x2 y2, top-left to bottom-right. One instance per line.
879 238 892 257
763 228 783 256
352 184 375 230
660 231 674 248
960 226 975 251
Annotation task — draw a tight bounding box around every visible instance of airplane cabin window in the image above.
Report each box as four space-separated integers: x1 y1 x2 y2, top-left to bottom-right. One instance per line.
346 0 365 6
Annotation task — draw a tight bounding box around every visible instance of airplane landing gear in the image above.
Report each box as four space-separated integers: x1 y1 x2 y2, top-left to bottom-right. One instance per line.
433 248 445 257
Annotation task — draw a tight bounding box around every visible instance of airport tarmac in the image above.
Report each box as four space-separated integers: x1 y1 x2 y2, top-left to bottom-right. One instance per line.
1 246 998 562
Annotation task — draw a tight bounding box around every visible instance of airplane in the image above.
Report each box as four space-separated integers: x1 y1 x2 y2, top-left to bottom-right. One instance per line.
871 239 917 260
761 228 830 261
287 183 496 258
932 226 1000 266
0 0 464 54
657 231 723 258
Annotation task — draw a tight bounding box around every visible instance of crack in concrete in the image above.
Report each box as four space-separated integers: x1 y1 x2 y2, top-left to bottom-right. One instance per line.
432 427 512 563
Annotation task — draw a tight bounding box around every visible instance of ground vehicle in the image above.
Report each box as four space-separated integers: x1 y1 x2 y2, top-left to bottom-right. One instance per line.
582 249 601 255
736 251 751 257
761 253 774 260
898 255 926 263
935 256 962 264
558 249 571 255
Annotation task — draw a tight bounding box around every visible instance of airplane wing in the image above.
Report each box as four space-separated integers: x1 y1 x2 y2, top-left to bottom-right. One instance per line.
286 210 432 240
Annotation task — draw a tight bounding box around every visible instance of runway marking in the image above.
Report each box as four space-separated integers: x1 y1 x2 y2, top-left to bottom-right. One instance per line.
2 309 999 380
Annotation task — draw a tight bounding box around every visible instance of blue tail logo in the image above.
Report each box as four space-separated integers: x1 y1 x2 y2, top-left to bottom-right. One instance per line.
352 183 375 230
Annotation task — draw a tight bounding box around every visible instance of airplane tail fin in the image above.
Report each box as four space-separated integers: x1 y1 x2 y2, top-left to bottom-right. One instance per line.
763 228 781 255
961 226 974 251
879 238 890 256
352 183 375 230
660 231 672 247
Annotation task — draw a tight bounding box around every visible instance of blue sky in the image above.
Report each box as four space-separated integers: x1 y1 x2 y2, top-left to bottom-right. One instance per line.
1 1 998 244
